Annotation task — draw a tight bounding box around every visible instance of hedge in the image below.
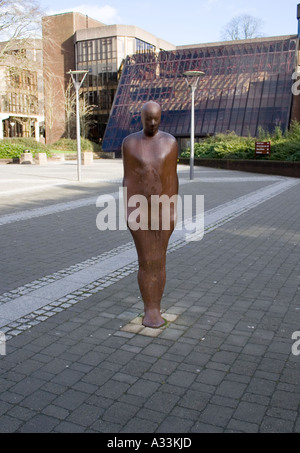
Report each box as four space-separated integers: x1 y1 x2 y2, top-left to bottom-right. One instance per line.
0 137 101 159
180 122 300 162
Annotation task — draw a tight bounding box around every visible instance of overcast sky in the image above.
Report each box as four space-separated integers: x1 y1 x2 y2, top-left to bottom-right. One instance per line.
40 0 300 46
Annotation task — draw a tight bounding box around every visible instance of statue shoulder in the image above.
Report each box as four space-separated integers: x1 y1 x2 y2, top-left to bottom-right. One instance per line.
160 131 178 151
160 131 177 143
159 130 174 139
122 131 142 153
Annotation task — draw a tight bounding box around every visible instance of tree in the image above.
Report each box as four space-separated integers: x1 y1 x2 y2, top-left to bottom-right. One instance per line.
64 79 76 139
64 81 96 139
79 94 96 139
0 0 43 62
221 14 264 41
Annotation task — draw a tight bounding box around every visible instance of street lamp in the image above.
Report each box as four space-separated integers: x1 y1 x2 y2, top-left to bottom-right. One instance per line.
67 70 89 182
183 70 205 180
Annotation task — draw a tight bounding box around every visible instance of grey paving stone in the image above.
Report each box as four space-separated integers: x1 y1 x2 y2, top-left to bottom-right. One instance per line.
199 403 235 428
260 416 295 433
190 422 224 433
102 401 139 425
156 415 195 433
166 370 197 388
196 368 226 386
233 401 267 424
96 380 130 400
121 418 159 433
53 389 88 411
42 404 69 420
144 391 180 414
51 368 85 387
20 390 56 411
66 403 104 427
178 389 210 412
216 380 248 400
0 414 25 433
53 421 86 433
227 418 259 433
127 379 160 398
0 167 299 433
18 414 60 433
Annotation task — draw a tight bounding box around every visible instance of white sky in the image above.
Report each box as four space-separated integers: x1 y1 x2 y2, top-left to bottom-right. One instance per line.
40 0 300 46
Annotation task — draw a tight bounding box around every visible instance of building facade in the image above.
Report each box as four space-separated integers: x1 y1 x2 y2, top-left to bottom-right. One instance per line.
42 12 105 144
41 10 300 151
75 24 175 141
102 35 299 155
0 39 44 140
42 13 175 144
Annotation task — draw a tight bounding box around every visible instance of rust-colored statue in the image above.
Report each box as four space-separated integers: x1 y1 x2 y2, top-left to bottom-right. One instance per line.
122 101 178 328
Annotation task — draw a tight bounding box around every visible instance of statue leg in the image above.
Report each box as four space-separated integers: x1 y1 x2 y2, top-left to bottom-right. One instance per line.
130 229 171 328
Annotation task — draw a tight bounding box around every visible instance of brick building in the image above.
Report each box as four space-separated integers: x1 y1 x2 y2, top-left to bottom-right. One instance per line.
42 12 174 144
0 39 44 140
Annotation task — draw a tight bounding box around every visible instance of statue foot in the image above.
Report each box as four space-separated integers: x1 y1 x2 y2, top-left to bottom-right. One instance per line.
142 310 165 329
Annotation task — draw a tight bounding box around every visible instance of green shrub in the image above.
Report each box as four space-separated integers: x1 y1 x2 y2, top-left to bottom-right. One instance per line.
181 133 255 160
269 140 300 161
285 120 300 141
0 138 50 159
51 138 101 153
180 124 300 162
0 137 102 159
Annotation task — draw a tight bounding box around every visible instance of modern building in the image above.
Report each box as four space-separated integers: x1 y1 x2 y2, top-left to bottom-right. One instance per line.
0 39 44 140
42 12 175 144
42 12 104 144
102 34 299 155
41 8 300 153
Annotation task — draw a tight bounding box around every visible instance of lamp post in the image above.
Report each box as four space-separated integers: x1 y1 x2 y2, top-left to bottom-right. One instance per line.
67 70 89 182
183 70 205 180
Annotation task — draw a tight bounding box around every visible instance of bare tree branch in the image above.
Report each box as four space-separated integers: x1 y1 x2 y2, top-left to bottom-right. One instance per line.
0 0 43 61
221 14 264 41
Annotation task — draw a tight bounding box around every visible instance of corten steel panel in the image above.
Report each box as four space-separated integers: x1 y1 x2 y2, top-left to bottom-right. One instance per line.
102 37 297 154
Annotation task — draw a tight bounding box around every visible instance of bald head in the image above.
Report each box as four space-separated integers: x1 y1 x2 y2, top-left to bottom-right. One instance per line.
141 101 161 116
141 101 161 137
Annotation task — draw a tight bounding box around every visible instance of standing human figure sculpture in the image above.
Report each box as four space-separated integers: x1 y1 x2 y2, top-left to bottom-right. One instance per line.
122 101 178 328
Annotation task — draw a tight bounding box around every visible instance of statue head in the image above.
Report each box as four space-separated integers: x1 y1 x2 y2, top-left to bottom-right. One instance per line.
141 101 161 137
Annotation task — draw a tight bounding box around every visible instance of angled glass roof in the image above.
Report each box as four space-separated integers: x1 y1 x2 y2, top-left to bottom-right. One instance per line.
102 36 297 154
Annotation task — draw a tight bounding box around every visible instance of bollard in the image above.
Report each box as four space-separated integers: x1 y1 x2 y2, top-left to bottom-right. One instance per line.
35 152 47 165
82 151 93 165
20 152 33 164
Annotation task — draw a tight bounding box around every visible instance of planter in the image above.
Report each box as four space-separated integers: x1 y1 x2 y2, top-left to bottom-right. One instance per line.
20 152 33 164
82 151 93 165
35 152 47 165
178 158 300 178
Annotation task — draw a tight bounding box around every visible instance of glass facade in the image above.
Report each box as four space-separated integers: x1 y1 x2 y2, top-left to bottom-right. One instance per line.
102 36 297 154
76 36 159 141
4 68 38 115
76 37 119 140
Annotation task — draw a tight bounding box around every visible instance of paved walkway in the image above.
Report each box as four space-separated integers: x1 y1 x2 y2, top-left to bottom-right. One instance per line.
0 160 299 433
